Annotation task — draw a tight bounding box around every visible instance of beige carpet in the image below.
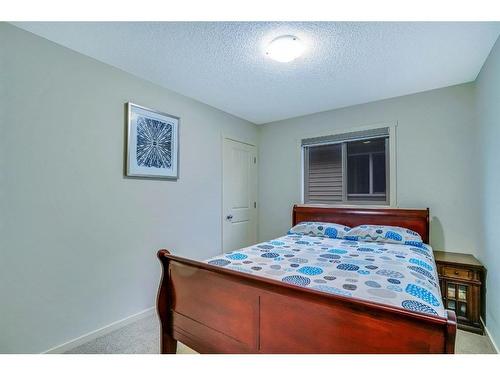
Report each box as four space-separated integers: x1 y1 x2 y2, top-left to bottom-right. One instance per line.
64 313 497 354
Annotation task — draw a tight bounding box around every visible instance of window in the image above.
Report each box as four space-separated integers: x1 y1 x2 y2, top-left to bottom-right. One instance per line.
303 127 390 205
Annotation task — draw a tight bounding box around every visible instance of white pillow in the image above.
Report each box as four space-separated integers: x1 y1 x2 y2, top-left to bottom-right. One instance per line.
344 225 424 246
288 222 351 239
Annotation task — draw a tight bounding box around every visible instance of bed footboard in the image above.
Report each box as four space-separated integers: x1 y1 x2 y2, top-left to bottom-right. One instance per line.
157 249 456 354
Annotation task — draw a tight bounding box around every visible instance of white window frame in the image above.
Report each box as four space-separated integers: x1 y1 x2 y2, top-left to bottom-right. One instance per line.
298 122 397 207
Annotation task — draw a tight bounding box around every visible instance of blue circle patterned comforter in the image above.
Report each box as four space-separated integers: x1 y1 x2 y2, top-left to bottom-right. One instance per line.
205 234 445 317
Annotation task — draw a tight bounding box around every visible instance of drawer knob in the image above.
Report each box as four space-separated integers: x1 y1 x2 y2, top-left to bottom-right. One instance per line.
454 271 459 275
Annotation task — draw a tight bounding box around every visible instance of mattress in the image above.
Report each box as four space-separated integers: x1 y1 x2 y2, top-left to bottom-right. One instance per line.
205 233 445 317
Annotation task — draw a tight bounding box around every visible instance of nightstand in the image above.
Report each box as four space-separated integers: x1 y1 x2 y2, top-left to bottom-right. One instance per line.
433 251 485 334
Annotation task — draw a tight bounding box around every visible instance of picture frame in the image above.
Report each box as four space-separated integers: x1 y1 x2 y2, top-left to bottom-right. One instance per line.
126 102 179 179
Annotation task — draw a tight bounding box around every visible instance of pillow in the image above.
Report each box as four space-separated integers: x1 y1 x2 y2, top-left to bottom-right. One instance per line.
288 222 351 239
344 225 424 246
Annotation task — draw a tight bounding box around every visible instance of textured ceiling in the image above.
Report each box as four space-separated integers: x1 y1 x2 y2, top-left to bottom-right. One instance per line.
13 22 500 124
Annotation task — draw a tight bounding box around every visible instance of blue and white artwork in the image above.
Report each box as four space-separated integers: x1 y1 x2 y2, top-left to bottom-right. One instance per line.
136 117 172 168
126 103 179 179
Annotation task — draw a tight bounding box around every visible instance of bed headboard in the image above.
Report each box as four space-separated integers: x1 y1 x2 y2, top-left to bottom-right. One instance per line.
292 205 430 244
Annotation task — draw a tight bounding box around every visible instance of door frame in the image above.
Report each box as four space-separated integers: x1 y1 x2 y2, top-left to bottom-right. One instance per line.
221 134 258 254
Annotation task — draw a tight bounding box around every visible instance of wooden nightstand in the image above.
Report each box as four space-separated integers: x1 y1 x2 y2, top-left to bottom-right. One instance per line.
434 251 485 334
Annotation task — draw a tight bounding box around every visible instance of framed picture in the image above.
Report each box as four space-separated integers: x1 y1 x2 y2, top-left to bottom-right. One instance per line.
126 102 179 179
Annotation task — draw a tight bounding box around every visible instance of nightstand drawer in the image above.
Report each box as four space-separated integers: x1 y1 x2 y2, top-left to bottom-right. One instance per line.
442 266 472 280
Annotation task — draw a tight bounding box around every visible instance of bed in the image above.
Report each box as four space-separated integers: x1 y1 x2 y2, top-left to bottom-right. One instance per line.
157 205 456 354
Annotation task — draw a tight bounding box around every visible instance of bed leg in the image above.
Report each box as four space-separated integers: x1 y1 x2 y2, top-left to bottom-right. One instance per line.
157 249 177 354
162 334 178 354
445 310 457 354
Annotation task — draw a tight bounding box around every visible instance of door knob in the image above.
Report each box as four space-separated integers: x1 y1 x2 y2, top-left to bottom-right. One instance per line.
226 214 233 221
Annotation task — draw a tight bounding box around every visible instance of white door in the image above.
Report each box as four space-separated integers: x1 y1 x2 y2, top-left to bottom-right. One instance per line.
222 138 258 253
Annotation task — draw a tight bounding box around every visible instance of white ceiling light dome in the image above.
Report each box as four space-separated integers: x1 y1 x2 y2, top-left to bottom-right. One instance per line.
265 35 305 63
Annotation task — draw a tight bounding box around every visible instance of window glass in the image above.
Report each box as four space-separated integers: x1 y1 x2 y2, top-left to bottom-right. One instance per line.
372 153 386 194
347 154 369 194
305 144 342 204
303 133 389 205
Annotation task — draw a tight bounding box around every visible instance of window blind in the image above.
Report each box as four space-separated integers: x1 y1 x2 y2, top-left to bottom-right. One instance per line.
301 127 389 147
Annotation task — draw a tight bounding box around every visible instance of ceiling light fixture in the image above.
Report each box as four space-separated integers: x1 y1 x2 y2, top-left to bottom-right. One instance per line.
265 35 305 63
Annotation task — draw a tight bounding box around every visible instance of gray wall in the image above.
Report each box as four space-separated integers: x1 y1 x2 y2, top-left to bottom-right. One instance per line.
476 35 500 348
258 83 479 253
0 23 258 353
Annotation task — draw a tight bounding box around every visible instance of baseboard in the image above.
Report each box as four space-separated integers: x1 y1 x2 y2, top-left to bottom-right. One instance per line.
482 318 499 354
42 306 156 354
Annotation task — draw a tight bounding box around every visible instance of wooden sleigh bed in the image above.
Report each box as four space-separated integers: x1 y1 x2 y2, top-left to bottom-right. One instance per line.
157 205 457 354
